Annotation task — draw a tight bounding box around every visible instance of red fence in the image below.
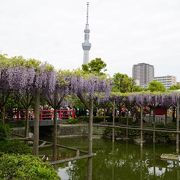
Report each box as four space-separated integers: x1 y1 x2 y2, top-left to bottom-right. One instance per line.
13 109 75 121
40 109 75 120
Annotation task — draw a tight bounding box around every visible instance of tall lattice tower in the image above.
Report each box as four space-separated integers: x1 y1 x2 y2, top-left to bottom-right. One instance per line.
82 2 91 64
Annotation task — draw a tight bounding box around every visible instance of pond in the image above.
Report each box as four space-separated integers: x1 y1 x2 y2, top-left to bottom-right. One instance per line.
54 138 180 180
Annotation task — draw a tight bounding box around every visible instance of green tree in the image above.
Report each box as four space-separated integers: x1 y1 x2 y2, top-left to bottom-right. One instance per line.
82 58 107 75
133 85 144 92
147 80 166 92
169 84 180 90
112 73 136 93
0 154 60 179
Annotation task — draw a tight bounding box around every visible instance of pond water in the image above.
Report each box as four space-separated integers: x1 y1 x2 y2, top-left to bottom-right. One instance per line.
54 138 180 180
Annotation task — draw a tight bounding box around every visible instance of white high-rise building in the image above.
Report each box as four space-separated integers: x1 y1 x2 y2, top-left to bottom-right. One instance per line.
82 2 91 64
154 75 177 89
132 63 154 87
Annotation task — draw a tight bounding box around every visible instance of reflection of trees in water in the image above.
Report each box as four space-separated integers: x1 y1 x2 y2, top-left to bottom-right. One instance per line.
59 139 180 180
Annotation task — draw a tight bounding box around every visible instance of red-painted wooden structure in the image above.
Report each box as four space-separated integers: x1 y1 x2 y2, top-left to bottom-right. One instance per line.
154 107 167 115
40 109 75 120
14 109 75 121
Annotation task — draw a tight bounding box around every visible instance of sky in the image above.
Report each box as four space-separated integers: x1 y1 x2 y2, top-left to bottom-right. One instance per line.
0 0 180 81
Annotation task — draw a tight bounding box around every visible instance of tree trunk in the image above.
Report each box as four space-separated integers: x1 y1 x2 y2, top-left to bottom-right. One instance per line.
53 108 58 160
2 106 5 124
173 107 176 122
87 98 93 180
33 88 40 156
112 100 115 143
165 109 167 126
126 114 129 139
25 108 29 138
103 108 106 123
176 100 179 154
153 108 156 144
140 106 143 147
53 90 58 160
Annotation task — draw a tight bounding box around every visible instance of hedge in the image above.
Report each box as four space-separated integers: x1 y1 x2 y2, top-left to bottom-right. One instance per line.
0 154 60 180
0 140 32 154
0 123 11 141
77 116 133 124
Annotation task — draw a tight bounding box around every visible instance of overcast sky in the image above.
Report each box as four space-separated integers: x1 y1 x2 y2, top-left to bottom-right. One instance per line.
0 0 180 80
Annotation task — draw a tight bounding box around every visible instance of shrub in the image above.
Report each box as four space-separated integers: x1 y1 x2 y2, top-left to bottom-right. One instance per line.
0 140 31 154
67 118 78 124
78 116 111 123
94 116 111 123
0 123 11 141
0 154 60 180
77 116 88 122
77 116 133 124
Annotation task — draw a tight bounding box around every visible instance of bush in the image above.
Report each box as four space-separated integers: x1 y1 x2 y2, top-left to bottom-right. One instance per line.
67 118 78 124
0 123 11 141
94 116 111 123
78 116 112 123
0 140 31 154
77 116 88 122
0 154 60 180
77 116 134 124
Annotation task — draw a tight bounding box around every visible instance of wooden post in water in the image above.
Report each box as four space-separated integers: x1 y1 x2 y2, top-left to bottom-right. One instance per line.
103 108 106 123
25 108 29 138
33 88 40 156
112 142 115 180
53 91 58 161
53 108 58 160
76 149 80 157
140 106 143 147
126 113 129 139
112 100 115 143
176 97 179 154
140 145 143 180
153 143 156 178
153 108 156 144
87 98 93 180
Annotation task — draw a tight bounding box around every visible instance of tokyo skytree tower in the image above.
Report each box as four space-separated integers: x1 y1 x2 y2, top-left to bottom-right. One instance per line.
82 2 91 64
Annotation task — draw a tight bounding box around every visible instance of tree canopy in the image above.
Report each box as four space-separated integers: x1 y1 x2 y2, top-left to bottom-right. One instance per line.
112 73 137 93
147 80 166 92
82 58 107 75
169 84 180 90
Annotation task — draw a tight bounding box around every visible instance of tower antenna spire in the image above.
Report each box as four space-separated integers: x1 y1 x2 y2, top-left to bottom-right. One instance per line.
86 2 89 25
82 2 91 64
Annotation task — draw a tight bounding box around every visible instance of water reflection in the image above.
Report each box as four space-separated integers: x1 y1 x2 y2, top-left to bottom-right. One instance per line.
57 138 180 180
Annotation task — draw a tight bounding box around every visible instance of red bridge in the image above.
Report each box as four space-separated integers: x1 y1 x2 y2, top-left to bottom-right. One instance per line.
13 109 76 126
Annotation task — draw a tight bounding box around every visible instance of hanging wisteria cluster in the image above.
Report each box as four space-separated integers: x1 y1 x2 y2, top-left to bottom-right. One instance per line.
97 93 180 111
35 70 57 93
7 67 36 91
0 55 180 111
0 62 57 95
120 93 180 107
70 75 112 99
0 56 113 110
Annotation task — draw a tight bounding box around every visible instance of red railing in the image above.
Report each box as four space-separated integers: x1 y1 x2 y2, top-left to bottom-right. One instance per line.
13 109 75 121
40 109 75 120
57 109 75 120
40 110 53 120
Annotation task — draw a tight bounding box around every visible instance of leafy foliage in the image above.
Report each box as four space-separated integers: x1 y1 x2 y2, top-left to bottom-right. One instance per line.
82 58 107 75
0 140 31 154
0 123 11 140
169 84 180 90
67 118 78 124
147 80 166 92
0 154 60 180
112 73 136 93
